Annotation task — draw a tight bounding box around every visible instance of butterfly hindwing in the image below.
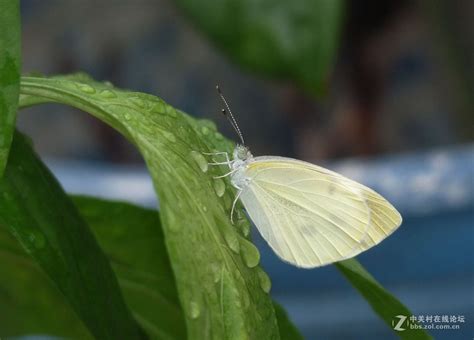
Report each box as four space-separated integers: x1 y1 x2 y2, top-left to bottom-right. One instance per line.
239 157 402 268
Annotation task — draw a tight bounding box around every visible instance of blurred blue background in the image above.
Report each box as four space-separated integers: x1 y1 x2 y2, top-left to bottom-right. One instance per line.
17 0 473 339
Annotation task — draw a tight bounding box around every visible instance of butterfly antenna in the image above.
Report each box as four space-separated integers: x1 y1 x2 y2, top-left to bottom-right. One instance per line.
216 85 245 145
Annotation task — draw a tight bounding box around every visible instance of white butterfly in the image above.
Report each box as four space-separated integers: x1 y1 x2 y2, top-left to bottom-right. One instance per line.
208 87 402 268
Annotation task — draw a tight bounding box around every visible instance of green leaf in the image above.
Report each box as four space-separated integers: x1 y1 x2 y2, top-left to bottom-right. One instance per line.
0 192 185 339
0 220 92 338
0 131 147 340
19 75 280 339
0 0 21 177
72 195 186 340
273 302 304 340
336 259 432 340
173 0 343 93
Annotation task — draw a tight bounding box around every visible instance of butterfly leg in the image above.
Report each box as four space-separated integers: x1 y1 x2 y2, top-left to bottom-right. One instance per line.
213 168 238 179
230 188 244 224
203 151 232 170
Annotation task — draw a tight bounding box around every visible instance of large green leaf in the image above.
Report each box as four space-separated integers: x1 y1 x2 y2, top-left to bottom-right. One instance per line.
72 195 186 340
0 131 146 339
0 218 92 338
273 302 304 340
0 191 186 339
0 0 21 177
19 75 280 339
336 259 432 340
174 0 343 93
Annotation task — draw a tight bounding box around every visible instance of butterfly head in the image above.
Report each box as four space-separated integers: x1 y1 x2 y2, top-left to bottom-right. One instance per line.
233 144 253 162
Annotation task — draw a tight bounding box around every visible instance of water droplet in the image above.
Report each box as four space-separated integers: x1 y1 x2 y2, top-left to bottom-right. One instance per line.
202 205 208 212
239 237 260 268
202 120 217 131
165 211 181 232
103 80 114 87
124 113 132 121
214 132 224 140
165 105 177 117
201 126 210 135
210 263 222 283
189 301 201 319
162 131 177 143
129 97 146 108
257 268 271 293
152 101 165 114
99 89 116 98
213 178 226 197
224 228 240 254
28 231 46 250
237 219 251 237
190 151 208 173
77 83 95 94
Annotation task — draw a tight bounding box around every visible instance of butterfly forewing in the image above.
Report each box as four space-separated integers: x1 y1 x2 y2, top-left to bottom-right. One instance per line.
239 157 402 268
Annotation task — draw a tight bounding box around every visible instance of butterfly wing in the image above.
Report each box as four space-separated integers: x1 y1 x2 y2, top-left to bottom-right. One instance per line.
239 156 402 268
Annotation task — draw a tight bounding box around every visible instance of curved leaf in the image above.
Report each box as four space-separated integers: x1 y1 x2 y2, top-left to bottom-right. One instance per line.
0 0 21 177
273 302 304 340
336 259 432 340
72 195 186 340
0 131 147 339
173 0 344 93
0 220 92 338
0 192 186 339
19 75 280 339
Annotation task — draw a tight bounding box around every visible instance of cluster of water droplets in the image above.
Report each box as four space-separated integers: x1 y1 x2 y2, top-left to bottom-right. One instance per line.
188 300 201 319
190 151 208 173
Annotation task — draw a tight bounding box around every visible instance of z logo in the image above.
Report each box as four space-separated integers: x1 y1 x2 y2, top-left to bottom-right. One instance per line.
392 315 408 331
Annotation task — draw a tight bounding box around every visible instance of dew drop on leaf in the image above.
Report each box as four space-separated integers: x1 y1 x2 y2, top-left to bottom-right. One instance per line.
129 97 146 108
151 100 165 114
224 227 240 254
213 178 226 197
189 301 201 319
256 268 271 293
99 89 116 98
239 237 260 268
165 105 177 118
201 126 210 135
210 263 222 283
162 131 177 143
124 113 132 121
214 132 224 140
29 230 46 250
77 83 96 94
190 151 208 173
237 219 251 237
165 211 181 232
202 204 208 212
